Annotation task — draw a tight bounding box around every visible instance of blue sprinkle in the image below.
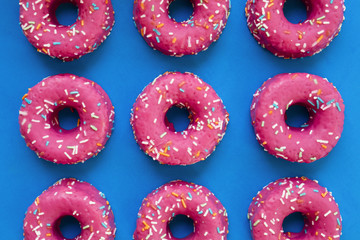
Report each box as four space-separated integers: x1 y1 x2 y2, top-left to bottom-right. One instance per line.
213 24 219 30
99 206 105 209
335 102 341 112
153 28 161 36
212 107 215 112
209 208 213 215
327 99 335 105
307 100 315 106
70 91 79 95
46 141 49 146
97 103 101 106
70 24 76 29
179 88 185 92
317 97 324 103
75 46 80 49
188 192 192 199
101 222 107 228
157 205 161 210
41 114 46 120
53 42 61 45
217 227 221 233
156 36 160 43
106 26 110 31
198 211 203 214
33 209 38 215
21 104 26 108
313 189 319 192
25 98 32 104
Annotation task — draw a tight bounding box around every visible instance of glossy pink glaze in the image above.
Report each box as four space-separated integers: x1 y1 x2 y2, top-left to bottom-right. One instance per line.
19 0 115 61
19 74 115 164
248 177 342 240
130 72 229 165
133 0 231 56
245 0 345 58
251 73 344 163
24 178 116 240
134 180 229 240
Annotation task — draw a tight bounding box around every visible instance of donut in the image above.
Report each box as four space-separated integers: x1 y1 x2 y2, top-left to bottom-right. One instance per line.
19 74 115 164
133 180 229 239
130 72 229 165
133 0 231 56
19 0 115 61
248 177 342 240
251 73 344 163
24 178 116 240
245 0 345 58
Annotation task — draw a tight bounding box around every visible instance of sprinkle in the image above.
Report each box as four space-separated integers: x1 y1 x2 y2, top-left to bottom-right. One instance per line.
90 125 98 131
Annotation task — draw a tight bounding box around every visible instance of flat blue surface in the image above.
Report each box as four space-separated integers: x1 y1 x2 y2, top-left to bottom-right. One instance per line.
1 0 360 239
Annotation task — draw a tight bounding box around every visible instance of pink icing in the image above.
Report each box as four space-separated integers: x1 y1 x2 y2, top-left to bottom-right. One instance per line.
251 73 344 163
133 180 229 240
19 0 115 61
130 72 229 165
19 74 115 164
133 0 231 56
248 177 342 239
24 178 116 240
245 0 345 58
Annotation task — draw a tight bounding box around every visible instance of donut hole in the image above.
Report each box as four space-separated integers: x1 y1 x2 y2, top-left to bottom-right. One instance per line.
283 0 308 24
58 215 81 239
165 105 191 132
282 212 305 234
168 214 195 238
57 107 80 131
169 0 194 22
285 104 311 128
55 2 79 26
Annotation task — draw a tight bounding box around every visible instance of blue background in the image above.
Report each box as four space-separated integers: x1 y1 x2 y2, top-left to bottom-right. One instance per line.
1 0 359 239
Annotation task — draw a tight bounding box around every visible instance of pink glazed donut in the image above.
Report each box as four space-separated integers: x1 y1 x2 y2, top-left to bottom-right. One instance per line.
24 178 116 240
251 73 344 163
245 0 345 58
248 177 342 240
19 74 115 164
19 0 115 61
130 72 229 165
134 180 229 240
133 0 231 56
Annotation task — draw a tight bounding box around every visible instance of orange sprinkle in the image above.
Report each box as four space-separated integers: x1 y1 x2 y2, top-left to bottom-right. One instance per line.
317 89 322 95
321 192 328 198
178 81 186 87
209 15 214 20
140 28 145 37
96 143 103 147
171 192 179 197
46 233 52 237
36 23 42 30
268 110 273 115
181 199 187 208
172 38 177 43
81 20 84 26
321 144 327 149
35 197 39 205
262 141 267 145
142 221 150 230
267 12 270 20
140 2 145 10
157 23 164 28
317 35 324 43
288 134 292 139
22 93 28 100
159 152 170 157
207 124 213 129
